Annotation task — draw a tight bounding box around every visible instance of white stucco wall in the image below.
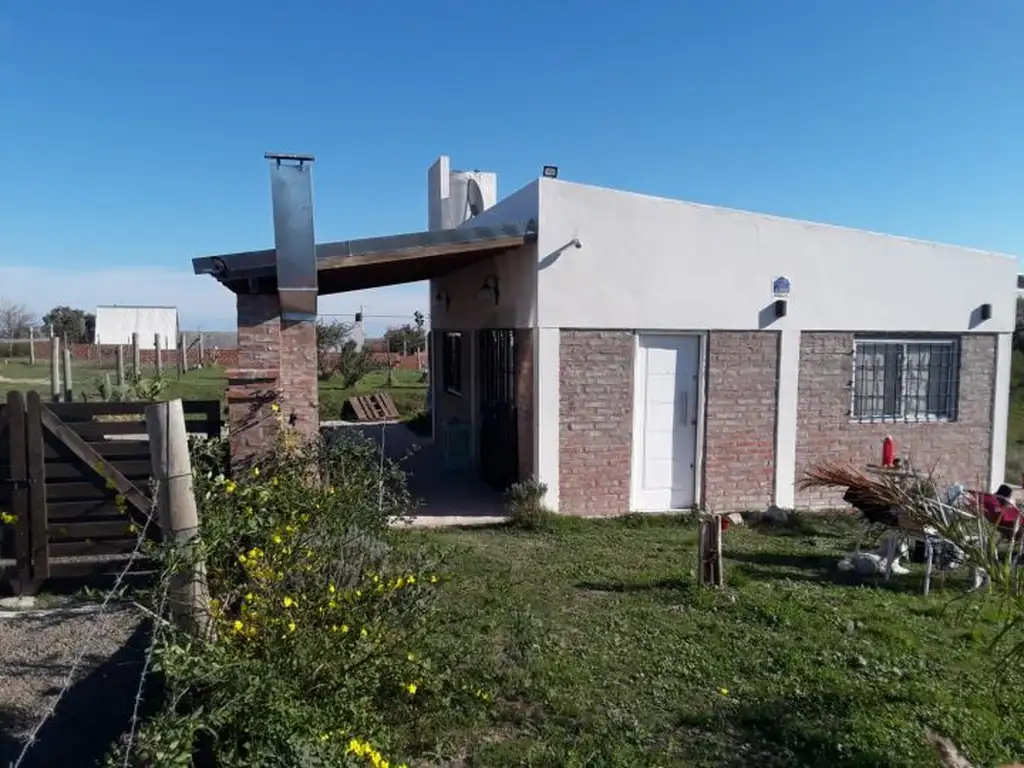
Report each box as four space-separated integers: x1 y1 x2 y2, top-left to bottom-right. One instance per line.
535 179 1017 334
528 177 1018 511
95 305 179 349
431 181 541 330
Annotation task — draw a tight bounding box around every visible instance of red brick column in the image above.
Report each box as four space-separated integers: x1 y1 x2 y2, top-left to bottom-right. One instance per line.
228 294 283 465
279 317 319 441
227 294 320 465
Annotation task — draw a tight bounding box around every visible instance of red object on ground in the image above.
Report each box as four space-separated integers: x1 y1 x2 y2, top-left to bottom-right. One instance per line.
882 436 895 468
720 516 729 532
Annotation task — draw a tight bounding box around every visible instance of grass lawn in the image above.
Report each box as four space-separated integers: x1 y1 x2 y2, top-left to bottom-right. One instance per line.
397 514 1024 767
0 360 428 418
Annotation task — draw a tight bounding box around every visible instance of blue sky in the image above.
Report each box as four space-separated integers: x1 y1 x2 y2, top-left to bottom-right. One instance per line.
1 1 1021 333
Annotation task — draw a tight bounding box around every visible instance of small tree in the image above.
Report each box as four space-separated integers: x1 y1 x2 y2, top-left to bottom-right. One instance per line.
316 319 373 386
383 315 427 355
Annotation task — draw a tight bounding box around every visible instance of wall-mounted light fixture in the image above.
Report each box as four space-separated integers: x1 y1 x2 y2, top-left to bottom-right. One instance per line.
479 274 500 305
980 303 993 321
542 165 559 179
773 299 788 319
435 288 451 312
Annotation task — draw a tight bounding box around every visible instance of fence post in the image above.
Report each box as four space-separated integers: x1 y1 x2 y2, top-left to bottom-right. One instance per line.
198 333 205 366
49 336 61 402
131 333 141 377
28 327 35 365
178 334 187 378
698 514 724 587
154 334 163 377
116 345 126 386
145 399 213 639
61 339 73 402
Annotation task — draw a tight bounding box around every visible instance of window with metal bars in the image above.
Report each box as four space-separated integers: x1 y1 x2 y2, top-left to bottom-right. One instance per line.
851 338 960 422
442 332 463 395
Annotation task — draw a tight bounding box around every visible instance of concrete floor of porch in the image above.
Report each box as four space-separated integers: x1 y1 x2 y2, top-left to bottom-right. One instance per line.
323 421 509 527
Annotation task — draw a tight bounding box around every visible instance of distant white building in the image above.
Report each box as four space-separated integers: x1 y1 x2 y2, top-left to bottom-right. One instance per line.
94 305 179 349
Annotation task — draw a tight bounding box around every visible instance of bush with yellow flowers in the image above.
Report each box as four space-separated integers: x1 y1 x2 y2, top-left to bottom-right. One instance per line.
109 427 483 768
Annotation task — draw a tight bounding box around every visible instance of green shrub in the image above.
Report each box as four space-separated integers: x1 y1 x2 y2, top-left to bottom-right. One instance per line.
112 427 487 767
504 478 555 531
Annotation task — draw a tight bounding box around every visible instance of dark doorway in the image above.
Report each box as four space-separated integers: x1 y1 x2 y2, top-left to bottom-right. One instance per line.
477 329 518 491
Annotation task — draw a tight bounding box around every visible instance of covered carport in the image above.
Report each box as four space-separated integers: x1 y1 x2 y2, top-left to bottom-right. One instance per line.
191 154 536 491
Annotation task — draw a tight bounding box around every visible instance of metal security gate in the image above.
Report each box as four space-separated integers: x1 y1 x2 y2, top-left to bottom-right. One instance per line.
477 329 518 491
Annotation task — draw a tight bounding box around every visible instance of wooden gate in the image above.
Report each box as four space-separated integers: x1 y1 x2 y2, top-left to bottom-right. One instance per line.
0 391 221 595
477 329 519 491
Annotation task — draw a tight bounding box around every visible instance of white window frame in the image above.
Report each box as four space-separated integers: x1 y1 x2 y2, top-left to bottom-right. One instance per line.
850 337 960 423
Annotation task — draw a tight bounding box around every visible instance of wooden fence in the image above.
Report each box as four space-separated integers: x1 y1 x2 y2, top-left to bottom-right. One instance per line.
0 391 221 595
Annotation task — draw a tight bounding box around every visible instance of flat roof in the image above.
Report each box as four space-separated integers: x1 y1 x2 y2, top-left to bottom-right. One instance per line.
192 221 535 295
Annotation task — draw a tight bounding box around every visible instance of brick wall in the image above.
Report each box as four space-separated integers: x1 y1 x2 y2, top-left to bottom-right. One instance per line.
559 330 634 516
795 333 997 507
21 341 238 368
703 331 780 512
280 318 319 441
228 295 285 464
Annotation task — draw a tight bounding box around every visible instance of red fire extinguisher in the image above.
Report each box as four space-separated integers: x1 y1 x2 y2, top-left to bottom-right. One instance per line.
882 435 895 468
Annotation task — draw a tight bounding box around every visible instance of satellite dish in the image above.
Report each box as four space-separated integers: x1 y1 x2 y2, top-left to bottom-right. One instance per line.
466 178 485 217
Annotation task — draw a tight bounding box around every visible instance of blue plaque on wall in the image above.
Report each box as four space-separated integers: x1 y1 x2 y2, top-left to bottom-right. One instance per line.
772 276 791 298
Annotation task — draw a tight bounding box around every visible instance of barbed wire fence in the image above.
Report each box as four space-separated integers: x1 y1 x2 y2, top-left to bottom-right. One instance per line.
9 513 161 768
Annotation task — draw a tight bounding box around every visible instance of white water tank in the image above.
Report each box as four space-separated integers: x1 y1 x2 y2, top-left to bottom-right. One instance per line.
427 156 497 230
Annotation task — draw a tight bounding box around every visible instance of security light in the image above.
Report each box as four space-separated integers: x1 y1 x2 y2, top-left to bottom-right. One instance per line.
542 165 559 179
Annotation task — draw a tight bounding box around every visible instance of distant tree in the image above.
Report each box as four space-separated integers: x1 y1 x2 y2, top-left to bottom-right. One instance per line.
42 305 95 343
1015 297 1024 353
0 298 34 340
0 298 34 355
383 317 427 355
316 319 373 386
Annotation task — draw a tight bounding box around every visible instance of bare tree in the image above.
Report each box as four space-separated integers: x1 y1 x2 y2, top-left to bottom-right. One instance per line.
0 298 35 355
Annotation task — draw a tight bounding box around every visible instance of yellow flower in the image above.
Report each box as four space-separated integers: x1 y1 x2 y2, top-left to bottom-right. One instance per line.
273 534 283 545
245 592 255 602
224 480 237 494
407 575 416 585
328 584 336 594
406 652 416 662
360 627 368 638
319 733 330 742
288 621 296 633
719 687 729 696
271 402 280 413
341 624 350 634
283 596 295 608
1 511 17 525
404 683 417 695
253 466 260 476
238 553 247 564
232 620 244 633
429 575 439 584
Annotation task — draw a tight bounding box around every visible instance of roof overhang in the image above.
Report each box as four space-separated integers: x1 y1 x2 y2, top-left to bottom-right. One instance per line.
192 221 536 295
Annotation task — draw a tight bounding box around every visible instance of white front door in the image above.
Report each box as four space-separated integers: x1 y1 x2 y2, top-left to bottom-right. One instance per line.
632 334 701 511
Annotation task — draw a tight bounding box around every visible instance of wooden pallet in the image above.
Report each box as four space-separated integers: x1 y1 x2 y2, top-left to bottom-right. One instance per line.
346 393 400 422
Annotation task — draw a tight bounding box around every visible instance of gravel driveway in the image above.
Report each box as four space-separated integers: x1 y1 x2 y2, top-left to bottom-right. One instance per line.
0 602 150 767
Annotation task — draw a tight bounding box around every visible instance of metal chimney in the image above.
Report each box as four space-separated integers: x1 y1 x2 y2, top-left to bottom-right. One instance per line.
266 152 318 320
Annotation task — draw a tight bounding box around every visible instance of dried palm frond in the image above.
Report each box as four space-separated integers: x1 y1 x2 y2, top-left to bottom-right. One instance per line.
799 461 906 527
